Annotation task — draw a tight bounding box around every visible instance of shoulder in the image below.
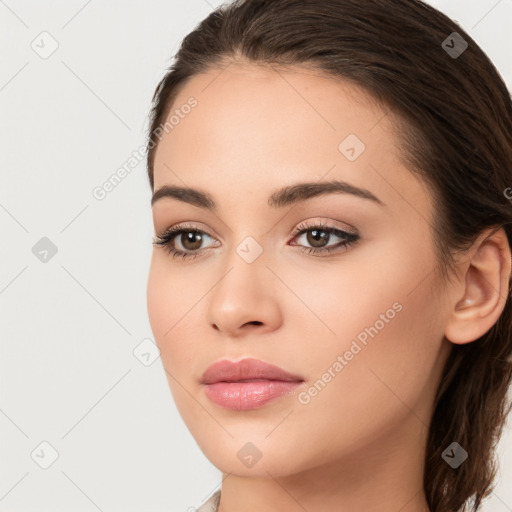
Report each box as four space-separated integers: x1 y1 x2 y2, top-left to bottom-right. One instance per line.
196 489 221 512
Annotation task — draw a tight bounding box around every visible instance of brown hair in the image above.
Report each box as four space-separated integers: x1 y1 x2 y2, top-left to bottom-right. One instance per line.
145 1 512 510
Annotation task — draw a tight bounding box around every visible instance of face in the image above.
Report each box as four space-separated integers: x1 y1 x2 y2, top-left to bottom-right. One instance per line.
147 62 453 478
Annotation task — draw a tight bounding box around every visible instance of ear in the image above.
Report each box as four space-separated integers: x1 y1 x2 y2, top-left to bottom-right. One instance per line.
444 226 512 345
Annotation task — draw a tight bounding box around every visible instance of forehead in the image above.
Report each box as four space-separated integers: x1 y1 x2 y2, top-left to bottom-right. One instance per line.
152 62 429 219
154 63 390 171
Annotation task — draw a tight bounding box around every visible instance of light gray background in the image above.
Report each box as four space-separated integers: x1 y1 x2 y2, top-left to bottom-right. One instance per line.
1 1 511 511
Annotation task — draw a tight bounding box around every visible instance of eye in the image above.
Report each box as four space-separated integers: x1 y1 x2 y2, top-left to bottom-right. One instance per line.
153 220 359 261
152 224 219 260
289 220 359 256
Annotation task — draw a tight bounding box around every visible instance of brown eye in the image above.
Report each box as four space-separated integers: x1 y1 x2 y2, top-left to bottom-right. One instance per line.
305 228 330 248
179 231 204 251
153 226 218 260
290 222 360 257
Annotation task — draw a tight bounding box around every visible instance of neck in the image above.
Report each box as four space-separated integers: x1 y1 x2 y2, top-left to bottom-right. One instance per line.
217 414 431 512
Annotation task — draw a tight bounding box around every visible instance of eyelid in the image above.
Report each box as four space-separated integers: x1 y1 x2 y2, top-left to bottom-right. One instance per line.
166 222 220 247
158 218 357 243
158 221 220 240
156 224 359 262
290 218 359 238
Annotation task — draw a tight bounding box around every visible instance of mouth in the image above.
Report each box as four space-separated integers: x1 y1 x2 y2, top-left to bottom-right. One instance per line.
216 378 300 383
203 379 304 411
200 357 304 385
200 357 305 411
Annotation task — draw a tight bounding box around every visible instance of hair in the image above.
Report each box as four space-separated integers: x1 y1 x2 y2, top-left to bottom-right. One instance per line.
145 1 512 510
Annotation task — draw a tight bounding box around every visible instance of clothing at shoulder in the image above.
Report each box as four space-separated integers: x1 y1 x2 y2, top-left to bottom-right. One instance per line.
196 489 221 512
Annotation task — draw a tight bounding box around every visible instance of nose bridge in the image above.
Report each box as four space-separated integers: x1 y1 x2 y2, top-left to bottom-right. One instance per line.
217 231 270 296
219 206 291 295
206 231 282 333
219 204 273 268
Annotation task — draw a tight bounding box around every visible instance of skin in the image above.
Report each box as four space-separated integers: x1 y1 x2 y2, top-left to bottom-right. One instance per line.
146 62 511 512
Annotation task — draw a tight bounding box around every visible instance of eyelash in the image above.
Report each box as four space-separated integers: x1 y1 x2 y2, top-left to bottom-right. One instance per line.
152 221 359 261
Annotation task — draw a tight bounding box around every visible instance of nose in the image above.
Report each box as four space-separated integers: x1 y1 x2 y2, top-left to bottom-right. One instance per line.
206 258 283 337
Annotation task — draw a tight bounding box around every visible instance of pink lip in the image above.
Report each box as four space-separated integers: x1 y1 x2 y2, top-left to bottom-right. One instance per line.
201 357 304 384
201 358 305 410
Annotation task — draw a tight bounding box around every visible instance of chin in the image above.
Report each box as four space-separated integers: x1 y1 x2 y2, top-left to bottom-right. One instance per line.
193 430 316 477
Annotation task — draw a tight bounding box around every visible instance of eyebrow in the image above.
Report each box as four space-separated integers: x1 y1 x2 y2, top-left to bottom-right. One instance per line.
151 180 384 210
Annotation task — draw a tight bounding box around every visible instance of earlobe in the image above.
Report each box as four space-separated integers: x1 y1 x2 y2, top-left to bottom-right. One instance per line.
444 227 512 345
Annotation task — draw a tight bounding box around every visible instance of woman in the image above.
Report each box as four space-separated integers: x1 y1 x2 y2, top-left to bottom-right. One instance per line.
145 1 512 511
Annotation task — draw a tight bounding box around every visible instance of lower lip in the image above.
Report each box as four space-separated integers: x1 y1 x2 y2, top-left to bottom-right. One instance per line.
203 380 303 410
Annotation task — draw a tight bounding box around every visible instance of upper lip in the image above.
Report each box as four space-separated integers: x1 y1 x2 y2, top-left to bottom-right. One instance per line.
200 357 304 384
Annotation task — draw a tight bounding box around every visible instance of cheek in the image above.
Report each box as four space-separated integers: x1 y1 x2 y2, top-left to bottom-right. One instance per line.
286 239 444 440
146 251 209 376
147 252 193 335
146 254 170 341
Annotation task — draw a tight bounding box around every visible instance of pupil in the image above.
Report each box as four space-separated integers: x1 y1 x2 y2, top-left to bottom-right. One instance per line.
308 229 328 247
178 228 331 251
183 231 202 250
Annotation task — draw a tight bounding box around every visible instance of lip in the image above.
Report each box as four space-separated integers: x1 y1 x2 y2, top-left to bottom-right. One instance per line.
200 357 305 411
200 357 304 384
